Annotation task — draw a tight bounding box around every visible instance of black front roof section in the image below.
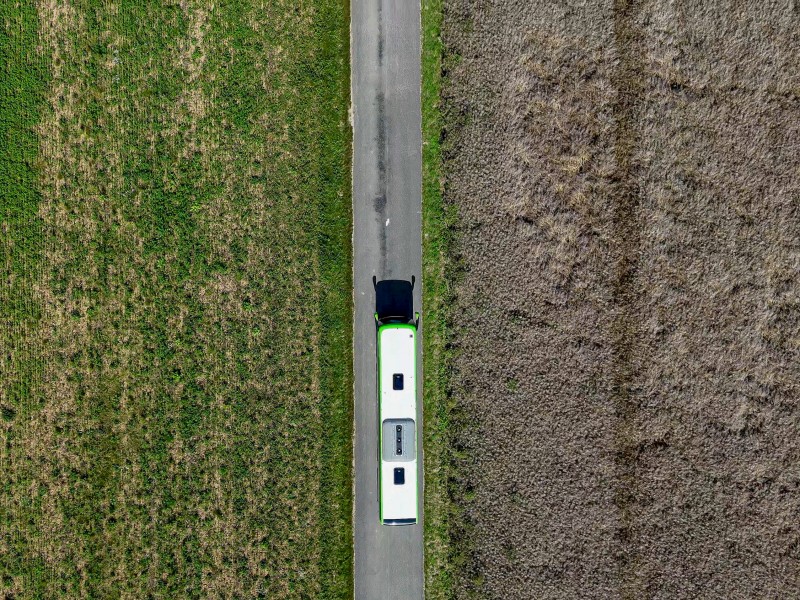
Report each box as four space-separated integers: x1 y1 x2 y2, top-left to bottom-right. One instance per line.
374 277 414 324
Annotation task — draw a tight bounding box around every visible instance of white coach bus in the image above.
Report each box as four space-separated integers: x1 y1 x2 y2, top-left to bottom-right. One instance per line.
374 278 419 526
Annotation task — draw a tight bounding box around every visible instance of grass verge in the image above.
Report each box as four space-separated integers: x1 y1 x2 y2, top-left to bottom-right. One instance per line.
314 0 354 596
421 0 457 597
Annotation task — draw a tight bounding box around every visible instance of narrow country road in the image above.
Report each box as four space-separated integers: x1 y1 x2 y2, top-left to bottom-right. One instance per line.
351 0 424 597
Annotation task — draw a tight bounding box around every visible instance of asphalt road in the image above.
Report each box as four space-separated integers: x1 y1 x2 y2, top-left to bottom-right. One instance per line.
351 0 424 597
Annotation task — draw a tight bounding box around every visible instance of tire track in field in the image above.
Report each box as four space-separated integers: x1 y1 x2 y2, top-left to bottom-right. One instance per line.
610 0 645 597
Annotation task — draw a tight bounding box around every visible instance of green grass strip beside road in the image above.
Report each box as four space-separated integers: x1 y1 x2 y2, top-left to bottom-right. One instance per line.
421 0 457 597
314 0 355 596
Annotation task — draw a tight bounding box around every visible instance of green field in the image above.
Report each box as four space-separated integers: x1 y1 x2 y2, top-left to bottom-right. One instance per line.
0 0 352 597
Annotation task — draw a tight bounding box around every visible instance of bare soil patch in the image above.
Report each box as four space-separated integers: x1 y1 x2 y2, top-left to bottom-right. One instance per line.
436 1 800 597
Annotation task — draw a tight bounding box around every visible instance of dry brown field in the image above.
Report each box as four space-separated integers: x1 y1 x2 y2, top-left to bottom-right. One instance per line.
432 0 800 597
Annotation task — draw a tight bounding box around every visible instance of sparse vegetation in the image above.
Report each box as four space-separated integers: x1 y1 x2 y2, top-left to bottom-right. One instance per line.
0 0 352 597
428 0 800 598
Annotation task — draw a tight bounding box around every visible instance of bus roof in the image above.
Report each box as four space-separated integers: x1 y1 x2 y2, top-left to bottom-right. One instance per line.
378 325 416 420
378 323 418 524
